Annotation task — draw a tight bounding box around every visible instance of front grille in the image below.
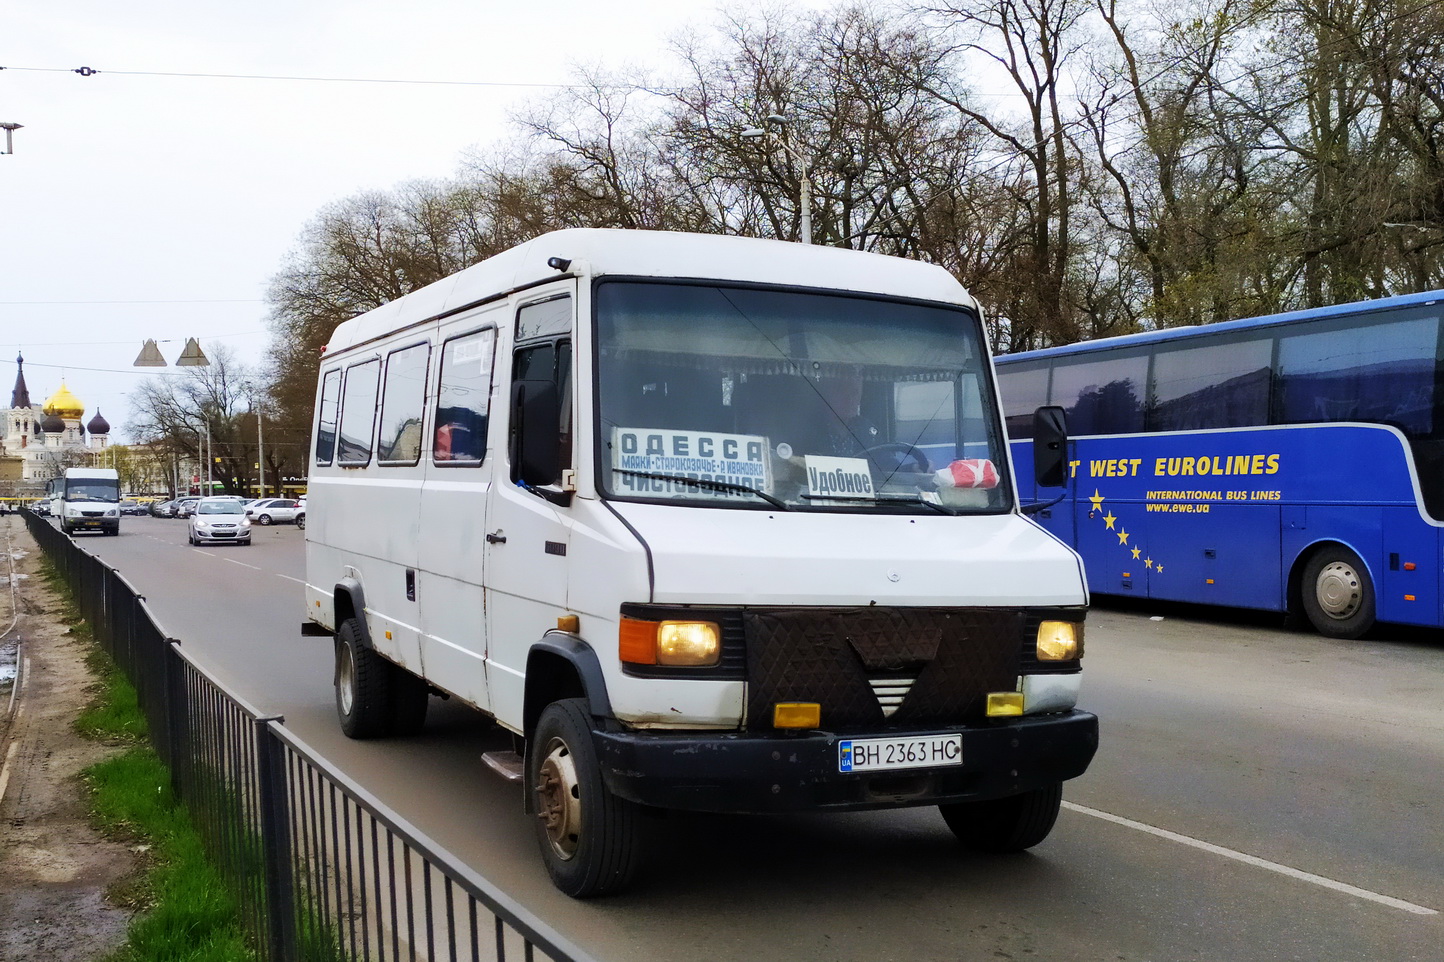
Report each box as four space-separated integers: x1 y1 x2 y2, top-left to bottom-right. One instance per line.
744 608 1023 731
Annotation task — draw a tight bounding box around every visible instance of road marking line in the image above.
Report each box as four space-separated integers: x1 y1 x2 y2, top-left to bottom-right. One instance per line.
192 549 216 557
275 574 305 585
224 558 261 571
1063 801 1437 916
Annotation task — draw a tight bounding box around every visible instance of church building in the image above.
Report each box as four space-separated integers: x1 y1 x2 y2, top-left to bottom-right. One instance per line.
1 353 112 484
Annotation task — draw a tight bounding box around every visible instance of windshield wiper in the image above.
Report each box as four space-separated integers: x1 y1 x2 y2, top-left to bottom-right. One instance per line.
612 469 789 510
799 493 956 515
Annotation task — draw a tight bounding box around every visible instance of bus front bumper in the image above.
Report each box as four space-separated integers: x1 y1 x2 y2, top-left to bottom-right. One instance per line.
593 710 1098 813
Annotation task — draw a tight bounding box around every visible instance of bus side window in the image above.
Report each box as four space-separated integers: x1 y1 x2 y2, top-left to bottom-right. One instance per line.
433 329 497 465
338 359 381 465
315 369 341 465
378 343 430 465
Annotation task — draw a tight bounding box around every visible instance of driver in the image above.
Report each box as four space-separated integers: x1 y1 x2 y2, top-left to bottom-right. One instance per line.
813 374 880 457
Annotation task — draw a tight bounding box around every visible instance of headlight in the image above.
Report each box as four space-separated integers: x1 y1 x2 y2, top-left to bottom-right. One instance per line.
619 618 721 666
105 508 119 518
1036 620 1082 661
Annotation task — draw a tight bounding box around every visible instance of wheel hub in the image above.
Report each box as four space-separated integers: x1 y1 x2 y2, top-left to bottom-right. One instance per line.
536 740 582 860
1316 561 1362 620
337 644 355 715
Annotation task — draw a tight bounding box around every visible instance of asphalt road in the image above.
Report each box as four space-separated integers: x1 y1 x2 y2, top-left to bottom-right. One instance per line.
70 515 1444 961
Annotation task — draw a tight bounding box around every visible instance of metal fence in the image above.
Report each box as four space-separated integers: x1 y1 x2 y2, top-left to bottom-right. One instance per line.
24 511 594 962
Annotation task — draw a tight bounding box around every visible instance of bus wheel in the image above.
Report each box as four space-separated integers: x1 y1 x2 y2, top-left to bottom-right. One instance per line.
940 782 1062 853
1301 547 1375 639
529 698 643 897
335 618 393 739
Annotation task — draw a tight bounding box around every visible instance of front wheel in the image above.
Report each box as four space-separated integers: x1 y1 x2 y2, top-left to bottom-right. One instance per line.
529 698 643 897
1300 546 1375 639
257 514 273 525
940 782 1063 853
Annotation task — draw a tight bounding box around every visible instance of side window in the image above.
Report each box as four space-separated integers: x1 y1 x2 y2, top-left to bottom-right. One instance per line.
1050 351 1148 435
517 295 572 340
433 328 496 465
338 359 381 465
315 369 341 465
1277 312 1438 433
378 343 430 465
512 295 574 484
1151 337 1272 431
996 362 1050 439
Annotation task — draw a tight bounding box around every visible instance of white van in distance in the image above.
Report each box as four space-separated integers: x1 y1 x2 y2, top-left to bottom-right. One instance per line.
54 467 122 535
302 229 1095 897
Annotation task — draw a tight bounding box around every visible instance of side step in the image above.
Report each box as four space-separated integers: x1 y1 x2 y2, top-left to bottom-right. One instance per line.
481 751 525 783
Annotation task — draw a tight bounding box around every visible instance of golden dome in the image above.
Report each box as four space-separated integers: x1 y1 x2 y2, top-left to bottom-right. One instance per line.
43 381 85 419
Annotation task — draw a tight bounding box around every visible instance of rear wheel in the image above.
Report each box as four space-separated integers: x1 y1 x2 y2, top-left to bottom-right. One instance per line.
1301 546 1375 639
335 618 394 739
940 782 1063 853
529 698 643 897
390 671 430 735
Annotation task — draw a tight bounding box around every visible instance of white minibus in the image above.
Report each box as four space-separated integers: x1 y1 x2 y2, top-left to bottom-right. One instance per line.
303 229 1095 896
55 467 122 535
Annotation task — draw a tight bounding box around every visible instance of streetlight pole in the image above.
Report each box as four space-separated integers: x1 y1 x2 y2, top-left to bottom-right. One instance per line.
256 409 265 498
741 113 813 245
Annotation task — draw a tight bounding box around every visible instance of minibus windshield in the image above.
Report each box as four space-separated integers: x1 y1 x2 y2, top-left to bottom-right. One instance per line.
64 480 121 502
595 281 1012 513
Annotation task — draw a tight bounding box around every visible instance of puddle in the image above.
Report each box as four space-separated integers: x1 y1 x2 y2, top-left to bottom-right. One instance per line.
0 640 16 688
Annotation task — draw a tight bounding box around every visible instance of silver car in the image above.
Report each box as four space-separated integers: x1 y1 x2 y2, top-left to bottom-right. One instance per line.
188 498 252 545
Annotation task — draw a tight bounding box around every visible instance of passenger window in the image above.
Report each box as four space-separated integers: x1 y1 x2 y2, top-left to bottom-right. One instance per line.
996 362 1049 439
1050 352 1148 435
1151 338 1271 431
510 340 574 481
378 343 430 465
433 329 496 465
338 359 381 464
1278 313 1439 433
315 369 341 465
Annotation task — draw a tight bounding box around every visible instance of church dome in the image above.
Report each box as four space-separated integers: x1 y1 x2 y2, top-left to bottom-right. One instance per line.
87 409 111 435
40 413 66 433
43 381 85 419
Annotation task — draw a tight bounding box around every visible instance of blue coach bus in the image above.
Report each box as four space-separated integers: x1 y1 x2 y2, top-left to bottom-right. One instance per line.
996 289 1444 638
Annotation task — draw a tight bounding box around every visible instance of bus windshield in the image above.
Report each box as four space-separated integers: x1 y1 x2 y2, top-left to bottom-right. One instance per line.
595 281 1011 513
64 479 121 502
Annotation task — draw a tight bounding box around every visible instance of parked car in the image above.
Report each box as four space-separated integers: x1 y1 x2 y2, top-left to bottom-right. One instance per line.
151 500 176 517
119 499 144 516
174 498 202 518
246 498 302 525
188 497 252 546
33 498 52 516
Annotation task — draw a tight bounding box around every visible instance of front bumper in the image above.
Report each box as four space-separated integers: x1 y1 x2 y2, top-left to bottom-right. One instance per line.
594 710 1097 813
194 528 250 543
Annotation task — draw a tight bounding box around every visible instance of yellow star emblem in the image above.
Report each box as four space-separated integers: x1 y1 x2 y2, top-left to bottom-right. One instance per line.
1089 489 1105 511
1145 557 1154 569
1156 564 1164 574
1103 511 1117 530
1131 546 1141 559
1117 529 1129 545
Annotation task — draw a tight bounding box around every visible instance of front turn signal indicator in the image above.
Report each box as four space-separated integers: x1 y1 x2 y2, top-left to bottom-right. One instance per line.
986 692 1025 716
620 618 721 667
773 703 821 729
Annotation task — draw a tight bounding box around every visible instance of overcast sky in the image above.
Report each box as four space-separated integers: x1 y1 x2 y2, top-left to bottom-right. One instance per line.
3 0 827 442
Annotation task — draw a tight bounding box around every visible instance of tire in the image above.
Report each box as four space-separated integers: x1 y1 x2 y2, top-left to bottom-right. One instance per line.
529 698 643 897
1300 546 1375 639
390 671 430 735
258 514 273 525
335 618 394 739
296 513 306 530
940 782 1063 853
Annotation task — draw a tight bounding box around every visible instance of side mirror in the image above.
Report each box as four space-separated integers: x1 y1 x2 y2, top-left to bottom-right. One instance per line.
1033 405 1068 488
510 379 561 488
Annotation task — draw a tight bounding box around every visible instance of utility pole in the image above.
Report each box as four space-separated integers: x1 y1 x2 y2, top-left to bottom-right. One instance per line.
257 409 265 498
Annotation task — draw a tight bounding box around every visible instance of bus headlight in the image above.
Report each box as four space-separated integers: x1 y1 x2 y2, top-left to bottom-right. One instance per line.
1036 620 1082 661
620 618 721 666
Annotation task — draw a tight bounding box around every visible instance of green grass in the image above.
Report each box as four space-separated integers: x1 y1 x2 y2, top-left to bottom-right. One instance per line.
37 559 256 962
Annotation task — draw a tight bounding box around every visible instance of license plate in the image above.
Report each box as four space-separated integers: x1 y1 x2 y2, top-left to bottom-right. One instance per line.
838 734 962 773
